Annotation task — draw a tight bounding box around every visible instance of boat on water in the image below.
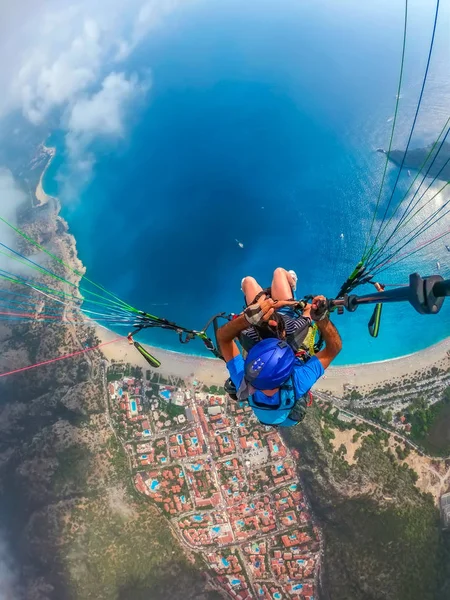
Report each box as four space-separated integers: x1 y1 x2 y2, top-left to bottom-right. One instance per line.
436 261 441 270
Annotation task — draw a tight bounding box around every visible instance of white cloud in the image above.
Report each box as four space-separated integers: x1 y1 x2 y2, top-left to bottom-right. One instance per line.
0 532 18 600
14 18 103 125
0 0 193 195
0 169 25 225
68 72 150 138
116 0 192 60
0 169 31 283
61 71 150 195
1 0 192 124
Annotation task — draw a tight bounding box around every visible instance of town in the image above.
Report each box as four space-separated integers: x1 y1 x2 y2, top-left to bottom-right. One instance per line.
107 363 321 599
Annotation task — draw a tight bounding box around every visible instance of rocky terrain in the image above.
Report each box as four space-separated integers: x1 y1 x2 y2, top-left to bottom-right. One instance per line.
0 197 219 600
283 403 450 600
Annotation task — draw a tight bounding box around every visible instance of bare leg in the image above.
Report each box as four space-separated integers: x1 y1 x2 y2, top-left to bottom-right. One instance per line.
271 267 296 301
241 276 263 306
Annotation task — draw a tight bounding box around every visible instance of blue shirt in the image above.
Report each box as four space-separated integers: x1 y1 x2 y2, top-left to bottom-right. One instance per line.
226 355 324 427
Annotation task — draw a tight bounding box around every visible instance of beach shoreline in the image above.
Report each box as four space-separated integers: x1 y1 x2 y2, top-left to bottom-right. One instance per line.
94 323 450 397
35 145 57 207
35 141 450 397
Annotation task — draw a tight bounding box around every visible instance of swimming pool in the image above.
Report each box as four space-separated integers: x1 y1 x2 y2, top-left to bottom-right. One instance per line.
276 464 283 473
150 479 160 491
193 515 203 522
161 389 171 400
131 400 137 412
191 463 202 472
221 557 230 567
231 579 240 586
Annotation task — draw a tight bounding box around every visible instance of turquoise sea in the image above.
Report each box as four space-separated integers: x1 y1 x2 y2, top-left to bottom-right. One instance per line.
44 0 450 364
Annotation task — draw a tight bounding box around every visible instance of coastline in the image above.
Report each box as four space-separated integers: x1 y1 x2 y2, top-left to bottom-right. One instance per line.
35 145 57 207
94 323 450 397
34 141 450 397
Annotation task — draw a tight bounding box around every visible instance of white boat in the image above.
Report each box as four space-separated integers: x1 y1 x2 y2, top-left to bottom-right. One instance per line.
436 261 441 270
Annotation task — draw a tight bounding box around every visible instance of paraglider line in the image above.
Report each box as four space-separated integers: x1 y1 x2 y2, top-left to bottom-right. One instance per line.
368 0 440 257
0 337 123 379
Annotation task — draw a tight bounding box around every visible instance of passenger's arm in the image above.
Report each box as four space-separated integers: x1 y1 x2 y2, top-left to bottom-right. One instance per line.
217 297 295 362
216 314 249 362
312 295 342 369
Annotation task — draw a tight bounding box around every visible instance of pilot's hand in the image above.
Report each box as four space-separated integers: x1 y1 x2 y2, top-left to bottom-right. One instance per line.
244 295 276 326
311 295 329 322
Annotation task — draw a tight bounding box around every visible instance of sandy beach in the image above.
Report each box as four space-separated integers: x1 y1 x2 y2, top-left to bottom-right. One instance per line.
95 324 450 397
35 146 56 207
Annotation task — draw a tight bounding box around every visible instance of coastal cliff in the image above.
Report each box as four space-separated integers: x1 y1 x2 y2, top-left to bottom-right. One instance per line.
0 179 217 599
385 141 450 181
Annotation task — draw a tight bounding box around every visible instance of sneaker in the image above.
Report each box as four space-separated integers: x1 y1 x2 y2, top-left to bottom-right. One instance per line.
288 270 298 292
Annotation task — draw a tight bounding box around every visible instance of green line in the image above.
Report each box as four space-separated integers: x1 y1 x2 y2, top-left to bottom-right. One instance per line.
0 247 137 314
0 215 138 313
362 0 409 262
0 272 134 314
374 116 450 245
373 180 449 263
394 180 449 233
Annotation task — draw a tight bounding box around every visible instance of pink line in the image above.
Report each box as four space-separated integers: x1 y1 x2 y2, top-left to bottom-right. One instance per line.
0 337 124 378
376 228 450 270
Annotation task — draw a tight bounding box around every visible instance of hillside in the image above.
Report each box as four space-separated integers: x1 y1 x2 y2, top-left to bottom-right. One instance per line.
0 198 218 600
283 404 450 600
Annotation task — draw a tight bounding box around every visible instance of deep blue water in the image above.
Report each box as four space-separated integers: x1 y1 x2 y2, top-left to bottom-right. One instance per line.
45 0 450 364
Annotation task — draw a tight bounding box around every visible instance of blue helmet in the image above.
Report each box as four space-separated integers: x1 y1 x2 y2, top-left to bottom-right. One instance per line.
244 338 295 390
